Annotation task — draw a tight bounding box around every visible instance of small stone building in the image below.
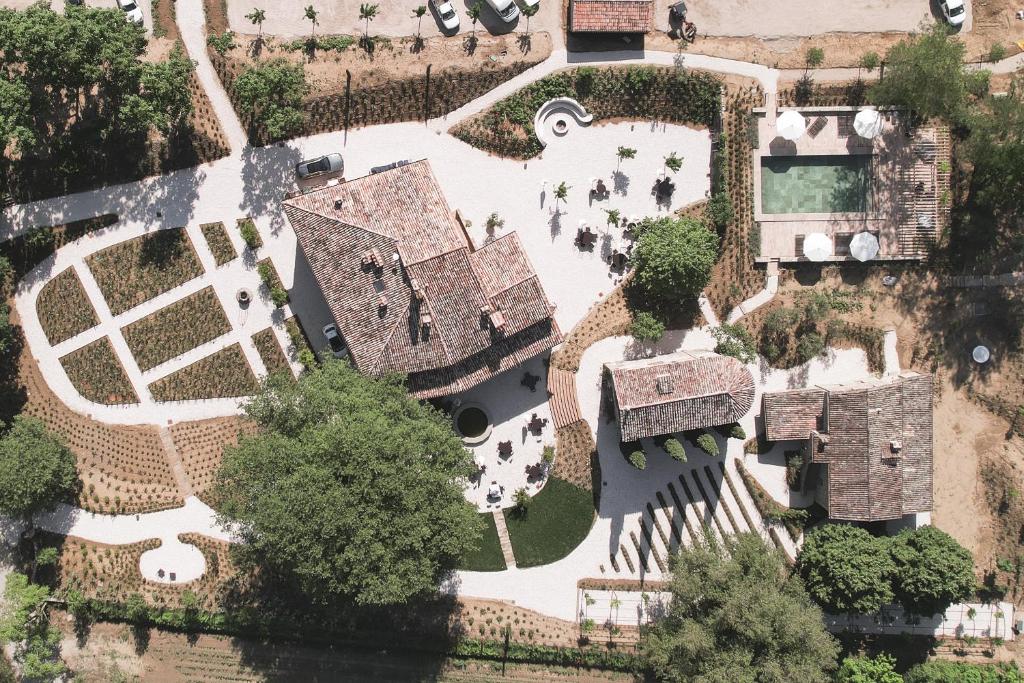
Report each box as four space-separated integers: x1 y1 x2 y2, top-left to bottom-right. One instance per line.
605 351 755 442
761 372 933 523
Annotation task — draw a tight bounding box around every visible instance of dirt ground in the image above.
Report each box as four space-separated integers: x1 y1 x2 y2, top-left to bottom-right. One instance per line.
223 30 551 92
57 613 631 682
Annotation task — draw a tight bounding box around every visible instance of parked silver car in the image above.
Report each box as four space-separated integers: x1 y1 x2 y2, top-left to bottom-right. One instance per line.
322 323 348 359
296 153 344 179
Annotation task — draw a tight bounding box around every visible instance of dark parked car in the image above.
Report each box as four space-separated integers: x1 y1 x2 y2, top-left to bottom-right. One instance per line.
296 153 344 179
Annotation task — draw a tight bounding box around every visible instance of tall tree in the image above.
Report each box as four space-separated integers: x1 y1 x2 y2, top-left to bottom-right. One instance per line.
213 361 483 606
643 533 839 682
521 3 538 33
798 524 896 614
134 45 195 134
631 215 718 304
233 57 307 141
303 4 318 39
870 23 976 122
412 5 426 38
0 416 77 520
889 525 975 616
359 3 378 42
967 77 1024 219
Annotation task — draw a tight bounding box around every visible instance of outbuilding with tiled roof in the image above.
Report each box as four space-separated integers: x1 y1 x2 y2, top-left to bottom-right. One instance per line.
760 372 934 522
283 160 562 398
605 351 755 442
569 0 653 33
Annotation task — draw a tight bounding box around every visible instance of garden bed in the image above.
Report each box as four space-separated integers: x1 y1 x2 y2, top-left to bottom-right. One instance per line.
256 257 288 306
251 327 291 378
285 315 315 368
503 477 595 568
458 512 506 572
36 267 98 346
451 66 722 160
60 337 139 405
199 222 237 266
1 214 118 282
121 286 230 372
149 344 259 402
18 342 182 514
236 217 262 249
87 228 205 315
170 416 258 505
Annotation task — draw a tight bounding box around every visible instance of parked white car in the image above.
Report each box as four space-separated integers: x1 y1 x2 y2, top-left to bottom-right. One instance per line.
486 0 520 23
430 0 460 31
116 0 144 24
940 0 966 27
322 324 348 359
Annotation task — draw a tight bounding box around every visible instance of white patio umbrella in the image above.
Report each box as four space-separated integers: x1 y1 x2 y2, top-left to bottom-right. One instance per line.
776 109 807 141
849 231 880 262
853 109 883 139
803 232 833 261
973 345 991 364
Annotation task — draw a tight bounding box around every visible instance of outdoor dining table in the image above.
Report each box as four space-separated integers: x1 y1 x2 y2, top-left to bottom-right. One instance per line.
487 483 502 499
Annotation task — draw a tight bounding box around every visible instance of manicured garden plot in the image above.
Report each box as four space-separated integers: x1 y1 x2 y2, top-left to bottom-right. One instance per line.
20 353 182 514
237 217 262 249
285 315 315 369
458 512 506 572
503 478 595 568
199 221 237 266
87 227 204 315
36 267 98 345
121 286 230 372
452 66 722 159
60 337 139 405
257 257 289 307
252 327 291 378
1 214 118 283
149 344 259 402
171 416 258 505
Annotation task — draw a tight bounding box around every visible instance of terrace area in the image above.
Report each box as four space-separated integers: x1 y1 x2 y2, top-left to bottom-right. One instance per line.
752 106 950 264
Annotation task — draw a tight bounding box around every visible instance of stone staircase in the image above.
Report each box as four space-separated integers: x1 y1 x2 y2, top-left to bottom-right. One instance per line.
609 460 796 577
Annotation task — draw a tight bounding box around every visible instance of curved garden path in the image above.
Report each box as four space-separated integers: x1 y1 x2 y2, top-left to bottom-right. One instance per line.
0 8 978 615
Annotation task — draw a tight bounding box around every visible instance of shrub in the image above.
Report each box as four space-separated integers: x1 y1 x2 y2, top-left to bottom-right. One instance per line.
270 287 289 308
630 311 665 342
238 219 260 249
988 43 1007 63
664 438 686 463
795 331 825 363
207 31 235 55
628 449 646 470
542 445 555 465
837 654 902 683
512 487 529 517
713 323 757 364
905 661 1023 683
694 432 719 457
705 192 734 229
728 424 745 440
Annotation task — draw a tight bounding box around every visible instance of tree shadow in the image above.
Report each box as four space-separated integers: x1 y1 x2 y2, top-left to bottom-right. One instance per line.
238 145 304 236
611 171 629 196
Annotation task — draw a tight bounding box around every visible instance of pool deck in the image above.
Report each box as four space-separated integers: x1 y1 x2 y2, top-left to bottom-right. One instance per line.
751 106 947 263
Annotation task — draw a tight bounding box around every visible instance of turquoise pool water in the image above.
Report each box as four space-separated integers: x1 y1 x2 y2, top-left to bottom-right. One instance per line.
761 154 871 214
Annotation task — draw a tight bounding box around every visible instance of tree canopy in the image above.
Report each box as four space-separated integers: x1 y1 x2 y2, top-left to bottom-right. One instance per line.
967 77 1024 219
0 573 65 681
870 23 981 122
837 654 902 683
213 361 482 606
642 532 839 682
889 525 975 616
631 216 718 305
234 58 307 141
0 416 77 519
798 524 895 614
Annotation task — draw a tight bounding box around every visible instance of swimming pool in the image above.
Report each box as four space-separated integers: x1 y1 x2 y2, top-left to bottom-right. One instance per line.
761 154 871 214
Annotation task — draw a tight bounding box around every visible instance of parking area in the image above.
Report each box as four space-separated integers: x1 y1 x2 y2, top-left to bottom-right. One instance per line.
0 0 154 36
226 0 561 39
654 0 946 37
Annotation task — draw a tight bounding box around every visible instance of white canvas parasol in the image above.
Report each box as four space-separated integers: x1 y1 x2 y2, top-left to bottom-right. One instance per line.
849 231 880 262
803 232 833 261
853 109 883 139
776 110 807 141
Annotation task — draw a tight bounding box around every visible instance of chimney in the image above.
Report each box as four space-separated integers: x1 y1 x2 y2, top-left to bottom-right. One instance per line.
334 198 343 210
489 308 506 333
421 312 432 329
378 293 388 310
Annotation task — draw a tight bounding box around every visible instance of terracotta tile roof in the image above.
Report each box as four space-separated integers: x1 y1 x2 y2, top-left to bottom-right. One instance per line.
762 389 826 441
570 0 653 33
606 351 755 442
761 373 933 522
283 160 562 398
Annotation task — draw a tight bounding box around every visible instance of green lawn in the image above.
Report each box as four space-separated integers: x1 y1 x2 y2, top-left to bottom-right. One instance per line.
503 477 595 568
458 512 506 572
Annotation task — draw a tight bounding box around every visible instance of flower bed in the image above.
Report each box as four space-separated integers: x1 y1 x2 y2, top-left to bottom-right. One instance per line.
199 221 237 266
256 257 288 307
87 228 205 315
36 267 98 346
1 214 118 282
451 66 722 160
121 286 230 372
170 416 258 505
252 327 291 379
60 337 139 405
149 344 259 402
